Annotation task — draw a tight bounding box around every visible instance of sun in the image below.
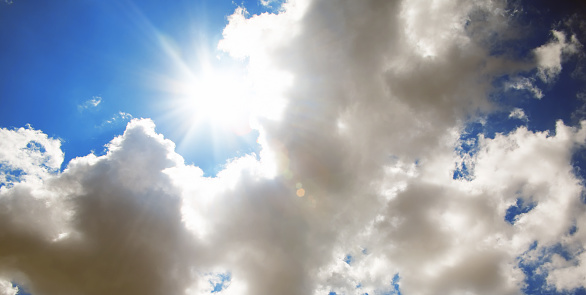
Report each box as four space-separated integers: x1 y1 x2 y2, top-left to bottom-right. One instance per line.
173 66 254 135
151 34 291 142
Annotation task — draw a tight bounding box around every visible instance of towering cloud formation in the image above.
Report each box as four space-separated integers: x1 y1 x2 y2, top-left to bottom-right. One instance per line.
1 0 585 295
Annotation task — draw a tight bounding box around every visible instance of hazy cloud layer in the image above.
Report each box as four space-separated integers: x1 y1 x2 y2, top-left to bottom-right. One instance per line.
1 0 586 295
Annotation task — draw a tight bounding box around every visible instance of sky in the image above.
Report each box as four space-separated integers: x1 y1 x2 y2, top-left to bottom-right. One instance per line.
1 0 586 295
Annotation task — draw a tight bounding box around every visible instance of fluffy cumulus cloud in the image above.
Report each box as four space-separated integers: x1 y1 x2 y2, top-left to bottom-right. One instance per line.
0 126 63 187
1 0 586 295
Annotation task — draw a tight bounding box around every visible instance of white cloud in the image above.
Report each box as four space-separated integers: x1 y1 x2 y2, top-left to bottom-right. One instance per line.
0 125 63 188
1 1 586 295
0 279 18 295
259 0 282 8
100 111 133 127
534 30 581 83
88 96 102 107
1 117 585 295
509 108 529 121
78 96 102 110
472 120 586 263
545 251 586 291
505 77 544 99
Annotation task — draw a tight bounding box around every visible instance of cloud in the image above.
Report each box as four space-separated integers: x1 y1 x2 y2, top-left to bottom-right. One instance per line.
505 77 544 99
545 251 586 291
509 108 529 121
0 279 18 295
0 119 203 295
1 117 585 295
0 125 63 188
470 121 586 293
534 30 581 83
78 96 102 111
1 1 586 295
100 111 133 127
259 0 283 8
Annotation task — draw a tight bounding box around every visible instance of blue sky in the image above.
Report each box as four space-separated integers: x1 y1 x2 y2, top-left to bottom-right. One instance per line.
1 0 586 295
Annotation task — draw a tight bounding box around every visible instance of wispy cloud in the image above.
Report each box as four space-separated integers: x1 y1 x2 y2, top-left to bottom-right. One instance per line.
505 77 544 99
259 0 283 8
78 96 102 111
99 111 133 128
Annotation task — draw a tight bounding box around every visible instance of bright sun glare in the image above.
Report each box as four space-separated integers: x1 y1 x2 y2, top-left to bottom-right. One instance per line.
153 31 292 142
152 32 259 137
164 59 292 139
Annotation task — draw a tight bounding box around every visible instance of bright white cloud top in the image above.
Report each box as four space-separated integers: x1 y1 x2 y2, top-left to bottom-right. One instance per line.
1 0 586 295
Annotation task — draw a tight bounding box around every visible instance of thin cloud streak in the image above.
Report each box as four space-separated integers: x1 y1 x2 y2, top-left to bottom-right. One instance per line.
78 96 102 111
